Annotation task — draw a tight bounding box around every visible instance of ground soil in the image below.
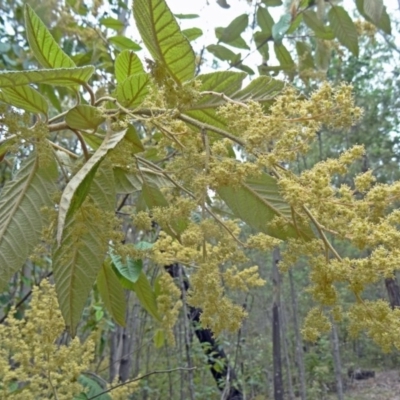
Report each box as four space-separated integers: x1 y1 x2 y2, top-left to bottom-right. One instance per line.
340 370 400 400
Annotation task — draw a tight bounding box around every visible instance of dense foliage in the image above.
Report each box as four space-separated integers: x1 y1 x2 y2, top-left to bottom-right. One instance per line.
0 0 399 398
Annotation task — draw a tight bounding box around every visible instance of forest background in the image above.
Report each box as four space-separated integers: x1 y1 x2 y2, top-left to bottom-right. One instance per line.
1 0 400 399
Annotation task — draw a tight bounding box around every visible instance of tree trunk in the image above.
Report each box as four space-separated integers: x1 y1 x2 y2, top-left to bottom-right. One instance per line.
165 263 243 400
178 266 195 400
385 276 400 309
330 316 344 400
289 269 307 400
272 248 284 400
109 326 123 382
109 292 137 383
280 294 295 400
119 292 135 382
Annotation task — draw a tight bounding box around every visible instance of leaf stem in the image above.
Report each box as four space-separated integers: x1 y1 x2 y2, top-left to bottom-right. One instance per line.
70 129 90 160
82 82 96 106
47 140 79 158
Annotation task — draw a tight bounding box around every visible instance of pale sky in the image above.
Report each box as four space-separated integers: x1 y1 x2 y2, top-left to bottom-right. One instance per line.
157 0 400 75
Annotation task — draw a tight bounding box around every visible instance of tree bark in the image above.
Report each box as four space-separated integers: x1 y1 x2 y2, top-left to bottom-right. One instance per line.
330 316 344 400
165 263 243 400
280 295 295 400
178 267 195 400
272 248 284 400
385 276 400 309
289 269 307 400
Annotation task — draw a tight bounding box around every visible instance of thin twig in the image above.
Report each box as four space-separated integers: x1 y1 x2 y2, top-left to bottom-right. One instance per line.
200 91 249 108
48 110 70 124
0 272 53 324
117 194 130 212
178 114 245 147
48 122 69 132
135 156 245 246
70 129 90 160
87 367 196 400
47 140 79 159
82 82 96 106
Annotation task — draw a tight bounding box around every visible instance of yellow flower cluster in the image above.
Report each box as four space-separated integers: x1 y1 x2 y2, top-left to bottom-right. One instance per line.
354 19 377 39
0 280 95 399
151 213 265 336
218 83 362 166
189 261 247 336
156 272 183 346
301 308 331 342
347 300 400 352
140 78 400 348
223 266 266 291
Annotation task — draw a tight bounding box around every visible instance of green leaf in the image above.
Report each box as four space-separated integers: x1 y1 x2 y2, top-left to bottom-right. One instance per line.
0 138 12 160
315 39 331 71
219 14 248 43
303 10 335 40
77 375 111 400
0 154 57 290
174 13 199 19
154 329 165 348
184 71 245 129
53 210 109 335
364 0 383 25
182 27 203 42
0 85 48 114
215 28 249 50
113 167 173 194
296 41 315 70
124 124 145 153
97 259 126 326
257 6 274 36
115 50 144 85
65 105 105 131
135 241 154 251
81 132 104 150
100 16 125 31
65 159 102 220
235 63 255 75
110 252 143 284
57 130 126 245
111 254 160 321
133 0 195 83
262 0 282 5
274 43 295 68
53 162 115 335
207 44 237 62
142 180 187 236
142 182 169 209
217 173 313 241
376 8 391 35
116 73 150 108
39 83 62 112
0 66 95 88
25 4 76 69
355 0 391 34
109 36 142 51
233 76 284 103
89 160 116 212
287 13 303 34
130 272 161 321
328 6 359 56
272 13 291 42
254 31 270 60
